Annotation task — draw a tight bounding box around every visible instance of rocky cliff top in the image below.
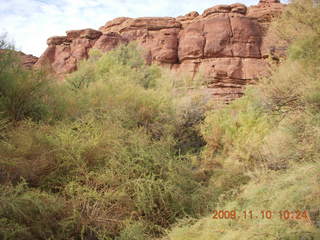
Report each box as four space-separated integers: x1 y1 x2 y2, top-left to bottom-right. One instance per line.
0 49 38 69
35 0 285 103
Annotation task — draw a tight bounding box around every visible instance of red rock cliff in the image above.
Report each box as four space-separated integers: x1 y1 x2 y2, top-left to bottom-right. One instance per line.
0 50 38 69
36 0 285 103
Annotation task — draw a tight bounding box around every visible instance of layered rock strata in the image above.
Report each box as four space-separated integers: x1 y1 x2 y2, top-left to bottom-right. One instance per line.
36 0 285 103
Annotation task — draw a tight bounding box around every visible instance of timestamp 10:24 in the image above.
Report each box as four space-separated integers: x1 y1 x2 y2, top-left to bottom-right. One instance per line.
212 210 309 220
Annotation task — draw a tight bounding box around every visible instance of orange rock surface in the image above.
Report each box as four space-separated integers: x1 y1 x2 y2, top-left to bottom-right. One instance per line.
36 0 285 103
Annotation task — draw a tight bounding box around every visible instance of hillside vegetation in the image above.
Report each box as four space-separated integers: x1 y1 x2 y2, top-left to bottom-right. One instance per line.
167 0 320 239
0 40 212 239
0 0 320 239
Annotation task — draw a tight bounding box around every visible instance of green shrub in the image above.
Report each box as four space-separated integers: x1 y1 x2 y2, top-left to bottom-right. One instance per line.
0 63 52 121
0 181 75 240
200 93 272 170
166 1 320 239
67 43 161 91
168 162 320 240
0 41 214 240
173 94 207 154
117 223 147 240
0 36 74 123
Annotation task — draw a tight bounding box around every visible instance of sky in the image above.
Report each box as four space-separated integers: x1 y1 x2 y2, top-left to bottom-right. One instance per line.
1 0 286 57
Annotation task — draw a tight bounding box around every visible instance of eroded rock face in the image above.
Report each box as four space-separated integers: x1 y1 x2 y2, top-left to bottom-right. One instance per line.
36 0 285 103
93 32 128 53
18 52 39 69
176 11 199 28
36 29 102 74
0 50 38 69
248 0 284 24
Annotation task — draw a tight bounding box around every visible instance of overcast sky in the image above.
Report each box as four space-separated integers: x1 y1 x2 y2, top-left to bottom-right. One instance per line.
1 0 286 57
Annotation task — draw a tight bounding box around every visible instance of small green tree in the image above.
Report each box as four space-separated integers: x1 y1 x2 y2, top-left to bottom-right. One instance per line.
0 35 53 122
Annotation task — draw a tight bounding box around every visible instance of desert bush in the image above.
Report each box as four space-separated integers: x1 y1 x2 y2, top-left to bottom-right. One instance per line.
273 0 320 71
0 60 52 121
199 0 320 171
166 1 320 239
173 93 207 154
0 36 68 123
168 161 320 240
273 0 320 43
116 222 147 240
0 181 75 240
0 40 214 240
200 93 272 170
67 43 161 91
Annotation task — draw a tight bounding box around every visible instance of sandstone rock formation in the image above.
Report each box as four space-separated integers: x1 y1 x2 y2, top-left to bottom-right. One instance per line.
35 29 102 74
36 0 285 103
17 51 39 69
248 0 284 24
0 50 38 69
